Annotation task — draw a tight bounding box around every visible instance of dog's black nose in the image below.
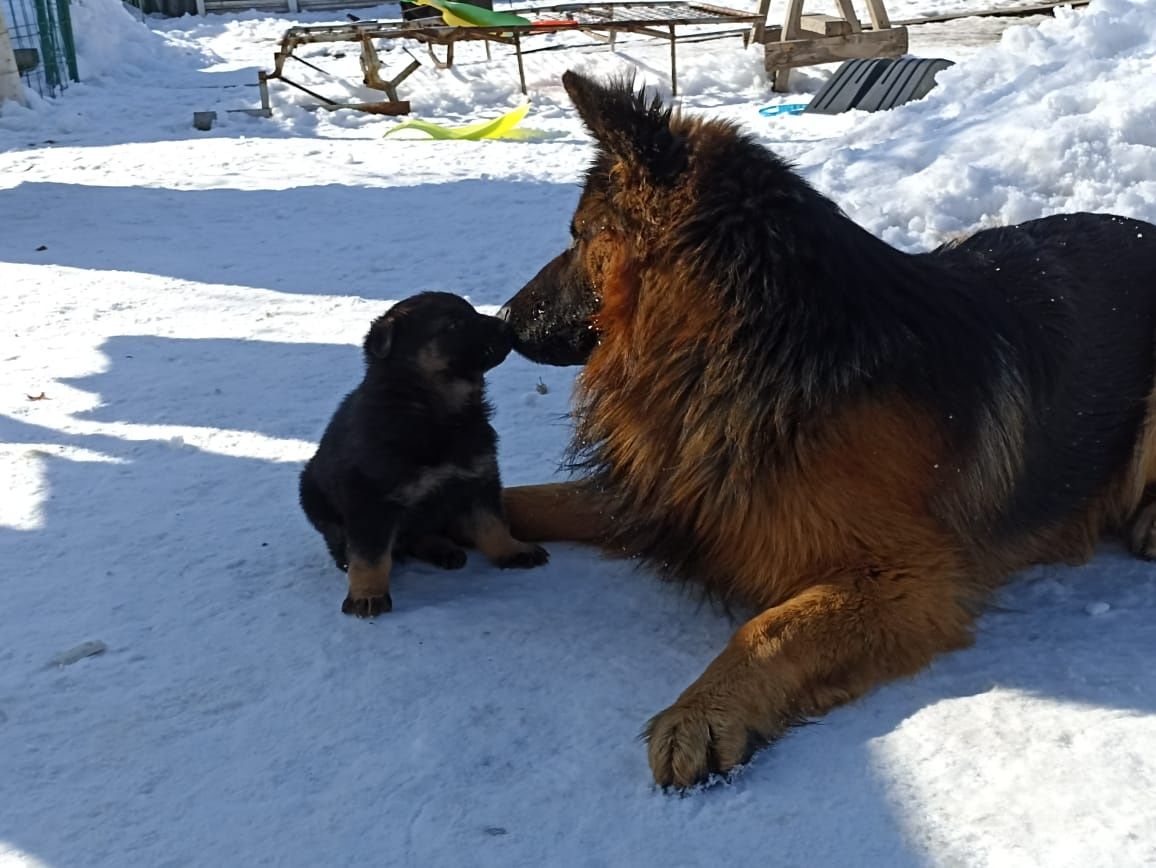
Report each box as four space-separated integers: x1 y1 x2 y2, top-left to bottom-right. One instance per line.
495 304 512 323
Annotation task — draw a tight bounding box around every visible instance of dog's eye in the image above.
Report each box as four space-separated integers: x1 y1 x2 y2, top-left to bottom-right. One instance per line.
445 321 459 332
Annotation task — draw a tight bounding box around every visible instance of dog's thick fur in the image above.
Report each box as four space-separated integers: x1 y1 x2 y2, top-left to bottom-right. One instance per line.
498 71 1156 787
300 291 547 617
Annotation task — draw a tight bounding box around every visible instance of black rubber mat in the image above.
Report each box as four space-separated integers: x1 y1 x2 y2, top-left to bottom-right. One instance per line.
855 56 955 112
803 56 954 115
803 58 892 115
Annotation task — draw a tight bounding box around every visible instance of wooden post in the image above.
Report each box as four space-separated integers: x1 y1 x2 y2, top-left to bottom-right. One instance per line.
752 0 772 44
863 0 892 29
774 0 806 90
781 0 805 39
834 0 862 31
514 34 527 94
258 71 271 114
0 3 26 108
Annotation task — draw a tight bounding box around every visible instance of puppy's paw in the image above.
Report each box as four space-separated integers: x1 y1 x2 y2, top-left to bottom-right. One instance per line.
494 543 549 569
432 547 468 570
411 538 468 570
341 592 393 618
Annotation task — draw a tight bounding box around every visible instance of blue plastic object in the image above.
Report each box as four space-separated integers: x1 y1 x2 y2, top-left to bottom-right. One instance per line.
758 102 808 117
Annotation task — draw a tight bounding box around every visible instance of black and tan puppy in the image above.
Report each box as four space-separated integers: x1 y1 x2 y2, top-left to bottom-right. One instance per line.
299 291 548 617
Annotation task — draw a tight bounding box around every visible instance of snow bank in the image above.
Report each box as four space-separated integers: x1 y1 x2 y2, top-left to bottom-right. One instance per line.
801 0 1156 250
69 0 200 81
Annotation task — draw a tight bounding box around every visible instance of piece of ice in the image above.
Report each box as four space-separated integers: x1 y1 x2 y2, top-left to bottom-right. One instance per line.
48 640 108 667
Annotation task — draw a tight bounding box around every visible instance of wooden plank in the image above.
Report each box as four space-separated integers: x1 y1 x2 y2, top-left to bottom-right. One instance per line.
799 14 850 36
204 0 281 10
323 100 410 114
764 26 907 70
205 0 382 10
888 0 1090 26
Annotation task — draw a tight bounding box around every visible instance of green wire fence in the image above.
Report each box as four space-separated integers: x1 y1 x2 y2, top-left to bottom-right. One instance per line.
3 0 78 98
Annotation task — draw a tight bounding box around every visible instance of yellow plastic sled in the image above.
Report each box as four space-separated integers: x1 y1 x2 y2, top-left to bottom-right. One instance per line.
383 102 533 141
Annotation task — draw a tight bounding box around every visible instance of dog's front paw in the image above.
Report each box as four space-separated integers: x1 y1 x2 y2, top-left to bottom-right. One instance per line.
341 592 393 618
644 697 766 789
495 543 549 569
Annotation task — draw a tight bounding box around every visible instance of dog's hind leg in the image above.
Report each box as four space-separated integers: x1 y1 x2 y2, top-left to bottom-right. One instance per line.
409 535 468 570
299 469 349 571
643 564 979 789
323 529 349 572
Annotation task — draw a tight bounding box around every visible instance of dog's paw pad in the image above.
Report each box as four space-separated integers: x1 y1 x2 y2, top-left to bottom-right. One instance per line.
496 544 549 569
341 593 393 618
645 700 765 790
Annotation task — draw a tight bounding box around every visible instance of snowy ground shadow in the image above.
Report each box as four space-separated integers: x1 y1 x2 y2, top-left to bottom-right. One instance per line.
62 336 360 441
0 328 922 865
3 328 1156 866
0 398 918 867
0 180 577 299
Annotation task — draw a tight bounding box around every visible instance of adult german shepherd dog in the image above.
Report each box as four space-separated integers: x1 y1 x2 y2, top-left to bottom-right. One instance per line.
497 70 1156 788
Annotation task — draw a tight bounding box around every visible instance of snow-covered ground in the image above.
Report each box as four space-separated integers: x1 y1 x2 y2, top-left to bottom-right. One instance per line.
2 0 1156 865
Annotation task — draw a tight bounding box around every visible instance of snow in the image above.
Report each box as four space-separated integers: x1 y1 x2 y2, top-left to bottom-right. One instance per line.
802 0 1156 249
2 0 1156 865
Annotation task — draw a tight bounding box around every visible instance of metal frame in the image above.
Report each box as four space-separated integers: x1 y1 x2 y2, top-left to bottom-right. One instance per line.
2 0 77 97
258 1 761 114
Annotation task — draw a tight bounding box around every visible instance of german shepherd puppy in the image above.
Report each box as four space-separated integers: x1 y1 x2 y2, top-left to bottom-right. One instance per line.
497 71 1156 787
300 291 548 617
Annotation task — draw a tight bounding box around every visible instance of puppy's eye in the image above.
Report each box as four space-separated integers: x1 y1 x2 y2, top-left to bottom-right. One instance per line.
445 321 460 332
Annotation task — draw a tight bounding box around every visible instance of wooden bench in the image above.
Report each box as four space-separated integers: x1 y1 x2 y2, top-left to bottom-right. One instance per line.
756 0 907 92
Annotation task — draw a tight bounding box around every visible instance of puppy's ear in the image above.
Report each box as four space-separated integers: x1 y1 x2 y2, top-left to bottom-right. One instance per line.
364 317 393 360
562 69 686 184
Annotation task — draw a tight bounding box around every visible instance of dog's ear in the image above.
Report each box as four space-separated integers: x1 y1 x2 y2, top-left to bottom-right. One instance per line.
562 70 686 183
364 316 393 360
